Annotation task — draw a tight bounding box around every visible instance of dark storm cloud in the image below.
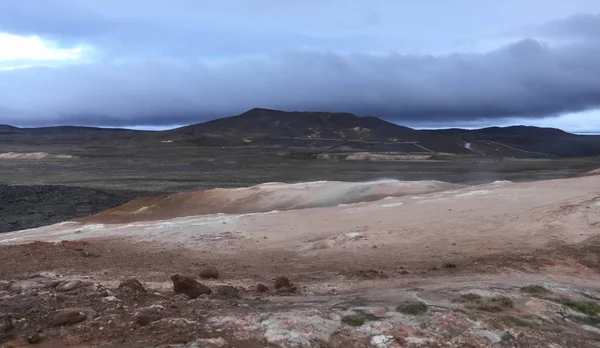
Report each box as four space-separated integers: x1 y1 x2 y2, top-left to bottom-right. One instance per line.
3 37 600 127
1 1 600 127
532 13 600 40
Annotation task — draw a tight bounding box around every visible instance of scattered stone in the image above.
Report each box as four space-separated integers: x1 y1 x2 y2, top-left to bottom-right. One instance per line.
171 274 212 299
199 266 219 279
0 280 10 290
27 333 42 344
80 251 100 258
118 278 147 293
52 309 87 326
274 276 290 289
444 263 457 269
256 284 269 293
55 280 86 292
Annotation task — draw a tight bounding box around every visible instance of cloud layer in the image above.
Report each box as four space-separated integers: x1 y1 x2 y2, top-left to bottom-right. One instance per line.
0 1 600 127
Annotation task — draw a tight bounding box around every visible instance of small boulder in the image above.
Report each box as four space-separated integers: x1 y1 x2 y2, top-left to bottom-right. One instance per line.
274 276 290 289
256 284 269 293
276 285 297 294
55 280 86 292
199 266 219 279
27 333 42 344
135 314 152 327
0 281 10 291
172 335 191 344
171 274 212 299
0 315 13 332
52 309 87 326
118 279 146 293
216 285 240 299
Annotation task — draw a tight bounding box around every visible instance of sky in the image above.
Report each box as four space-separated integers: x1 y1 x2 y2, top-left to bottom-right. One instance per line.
0 1 600 132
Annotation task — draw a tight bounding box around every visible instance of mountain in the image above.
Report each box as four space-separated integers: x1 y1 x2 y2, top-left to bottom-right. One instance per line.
429 126 600 157
1 108 600 157
164 108 483 154
167 108 415 139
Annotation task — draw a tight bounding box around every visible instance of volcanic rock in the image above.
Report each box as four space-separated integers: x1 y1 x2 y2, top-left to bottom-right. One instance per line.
274 276 290 289
52 309 87 326
27 333 42 344
199 266 219 279
171 274 212 299
118 278 147 293
135 314 152 326
216 285 240 298
55 280 87 292
0 315 13 332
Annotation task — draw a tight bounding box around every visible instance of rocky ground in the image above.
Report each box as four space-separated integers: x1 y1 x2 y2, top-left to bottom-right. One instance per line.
1 174 600 347
1 239 600 348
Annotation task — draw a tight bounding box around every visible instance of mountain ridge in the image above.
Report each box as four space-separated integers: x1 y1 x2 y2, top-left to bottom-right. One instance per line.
1 108 599 157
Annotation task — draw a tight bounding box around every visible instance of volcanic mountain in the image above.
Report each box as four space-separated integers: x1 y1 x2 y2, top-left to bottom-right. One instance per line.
2 108 600 157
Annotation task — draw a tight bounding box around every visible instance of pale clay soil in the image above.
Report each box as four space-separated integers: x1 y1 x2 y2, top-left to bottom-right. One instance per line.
1 174 600 347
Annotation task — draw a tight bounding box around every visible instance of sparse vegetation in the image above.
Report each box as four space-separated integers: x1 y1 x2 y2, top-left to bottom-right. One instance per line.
341 314 366 327
443 263 457 269
477 296 514 313
560 298 600 316
398 301 428 315
520 285 551 295
505 316 538 328
454 293 482 303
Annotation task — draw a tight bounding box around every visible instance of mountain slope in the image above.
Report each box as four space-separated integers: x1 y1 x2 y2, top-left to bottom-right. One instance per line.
2 109 600 157
167 108 416 140
431 126 600 157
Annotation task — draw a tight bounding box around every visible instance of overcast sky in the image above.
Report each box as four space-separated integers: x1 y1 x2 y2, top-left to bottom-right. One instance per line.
1 0 600 131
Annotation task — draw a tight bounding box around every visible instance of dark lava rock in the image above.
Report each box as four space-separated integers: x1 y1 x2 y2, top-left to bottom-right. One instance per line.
55 280 87 292
27 333 42 344
274 276 290 289
256 284 269 293
52 309 87 326
199 266 219 279
118 278 147 293
216 285 240 298
135 314 152 327
0 281 11 291
0 315 13 332
171 274 212 299
276 285 298 294
172 336 192 344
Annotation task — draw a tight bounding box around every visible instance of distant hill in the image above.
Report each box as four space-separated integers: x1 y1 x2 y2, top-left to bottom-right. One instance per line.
167 108 415 139
1 108 600 157
430 126 600 158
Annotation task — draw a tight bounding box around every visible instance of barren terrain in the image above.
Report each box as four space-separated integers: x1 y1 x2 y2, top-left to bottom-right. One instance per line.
1 169 600 347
